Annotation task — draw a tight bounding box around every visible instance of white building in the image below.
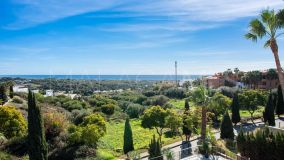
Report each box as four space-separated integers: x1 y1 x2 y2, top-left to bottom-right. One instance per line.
45 90 54 97
13 85 28 93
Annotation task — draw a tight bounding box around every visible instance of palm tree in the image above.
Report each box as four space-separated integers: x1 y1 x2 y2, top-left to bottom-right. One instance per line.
245 9 284 100
191 86 211 141
234 68 240 80
267 68 278 89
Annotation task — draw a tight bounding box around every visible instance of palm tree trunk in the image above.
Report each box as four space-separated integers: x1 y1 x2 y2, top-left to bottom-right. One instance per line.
270 39 284 101
201 106 207 141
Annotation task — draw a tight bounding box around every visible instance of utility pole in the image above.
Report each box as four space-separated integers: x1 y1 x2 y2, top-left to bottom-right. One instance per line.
175 61 178 87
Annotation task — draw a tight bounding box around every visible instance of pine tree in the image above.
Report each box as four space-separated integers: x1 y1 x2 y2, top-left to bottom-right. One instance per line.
220 111 234 140
264 93 276 126
231 94 241 126
148 135 162 160
123 117 134 154
276 85 284 117
184 99 190 110
9 85 13 98
28 90 48 160
0 85 7 105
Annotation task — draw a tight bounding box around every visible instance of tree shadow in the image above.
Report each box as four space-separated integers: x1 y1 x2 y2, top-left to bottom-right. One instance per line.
180 141 192 159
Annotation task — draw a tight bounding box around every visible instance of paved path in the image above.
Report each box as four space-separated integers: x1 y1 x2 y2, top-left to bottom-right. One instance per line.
141 118 284 160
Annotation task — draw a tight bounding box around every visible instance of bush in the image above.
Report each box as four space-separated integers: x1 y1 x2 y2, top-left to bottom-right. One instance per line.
100 104 115 115
3 136 28 157
68 114 107 147
237 128 284 160
143 95 169 106
0 133 7 146
126 103 145 118
71 109 92 125
62 100 87 111
0 152 13 160
44 112 69 141
164 88 186 99
12 96 23 104
0 106 27 138
143 90 157 97
49 145 97 160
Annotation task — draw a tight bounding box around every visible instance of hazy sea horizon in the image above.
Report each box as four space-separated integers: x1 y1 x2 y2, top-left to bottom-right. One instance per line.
0 75 205 81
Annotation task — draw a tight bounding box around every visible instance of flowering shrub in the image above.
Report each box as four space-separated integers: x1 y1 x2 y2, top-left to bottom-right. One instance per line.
0 106 27 138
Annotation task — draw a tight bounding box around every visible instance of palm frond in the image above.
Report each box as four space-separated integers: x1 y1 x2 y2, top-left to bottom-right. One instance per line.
245 33 258 42
276 9 284 28
249 19 267 38
264 39 271 48
261 9 273 24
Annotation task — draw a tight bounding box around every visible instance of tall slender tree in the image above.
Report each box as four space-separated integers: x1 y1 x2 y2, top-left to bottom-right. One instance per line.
245 9 284 100
231 94 241 126
264 93 276 126
0 85 7 105
184 99 190 111
220 111 234 140
9 85 13 99
28 90 48 160
276 85 284 117
123 117 134 155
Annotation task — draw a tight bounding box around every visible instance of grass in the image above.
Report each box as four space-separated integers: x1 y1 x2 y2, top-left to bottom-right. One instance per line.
228 108 264 118
168 99 194 110
98 119 181 157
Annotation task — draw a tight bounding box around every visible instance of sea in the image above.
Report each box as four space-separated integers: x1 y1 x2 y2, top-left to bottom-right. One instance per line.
0 75 204 81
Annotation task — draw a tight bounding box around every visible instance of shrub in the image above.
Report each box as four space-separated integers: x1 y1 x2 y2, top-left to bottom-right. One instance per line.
143 90 157 97
148 135 162 160
62 100 86 111
0 133 7 146
49 145 97 160
143 95 169 106
44 112 69 141
164 88 186 99
81 113 107 132
68 113 106 147
126 103 145 118
118 101 131 111
100 104 115 115
0 106 27 138
71 109 92 125
0 151 13 160
237 128 284 160
3 136 28 157
12 96 23 104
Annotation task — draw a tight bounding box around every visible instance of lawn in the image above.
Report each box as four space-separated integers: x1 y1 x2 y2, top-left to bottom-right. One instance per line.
98 119 181 157
237 108 264 118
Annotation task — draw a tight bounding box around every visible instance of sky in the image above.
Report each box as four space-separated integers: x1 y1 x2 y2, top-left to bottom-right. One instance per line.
1 0 284 75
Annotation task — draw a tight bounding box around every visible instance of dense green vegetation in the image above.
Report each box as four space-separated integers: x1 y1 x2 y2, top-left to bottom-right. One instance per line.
0 76 283 159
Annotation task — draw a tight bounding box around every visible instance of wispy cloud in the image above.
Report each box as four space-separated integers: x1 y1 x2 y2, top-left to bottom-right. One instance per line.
5 0 284 30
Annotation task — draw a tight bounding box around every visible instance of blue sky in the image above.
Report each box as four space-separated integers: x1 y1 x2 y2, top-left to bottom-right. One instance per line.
1 0 284 75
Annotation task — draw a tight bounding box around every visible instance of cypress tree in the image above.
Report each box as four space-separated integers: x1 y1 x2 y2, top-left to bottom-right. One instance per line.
220 111 234 140
28 90 48 160
148 135 162 160
264 93 275 126
0 85 7 105
123 117 134 154
184 99 190 110
276 85 284 117
231 94 241 126
9 85 13 98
